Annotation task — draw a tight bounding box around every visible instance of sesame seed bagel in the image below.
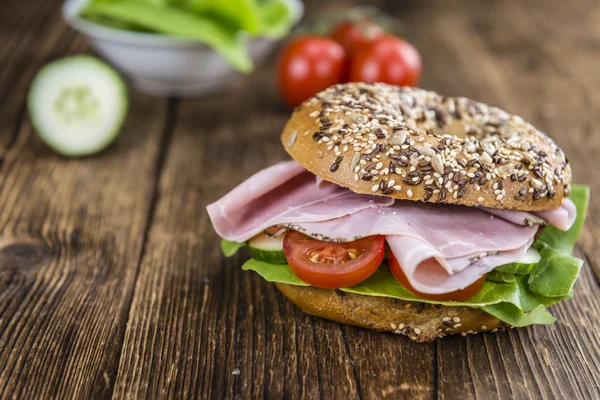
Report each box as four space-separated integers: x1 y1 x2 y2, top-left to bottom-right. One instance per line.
281 83 571 211
275 283 508 342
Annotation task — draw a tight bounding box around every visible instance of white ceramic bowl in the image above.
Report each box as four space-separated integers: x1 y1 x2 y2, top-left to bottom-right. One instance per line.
62 0 301 97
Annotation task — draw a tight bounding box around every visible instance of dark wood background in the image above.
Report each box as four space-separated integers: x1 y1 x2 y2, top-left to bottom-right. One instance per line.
0 0 599 398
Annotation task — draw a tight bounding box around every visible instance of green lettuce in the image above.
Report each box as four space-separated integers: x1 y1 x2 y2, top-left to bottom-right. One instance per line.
481 303 556 326
221 239 245 257
527 243 583 297
80 0 298 72
242 260 569 327
237 185 589 327
526 185 589 297
242 258 308 285
486 270 516 283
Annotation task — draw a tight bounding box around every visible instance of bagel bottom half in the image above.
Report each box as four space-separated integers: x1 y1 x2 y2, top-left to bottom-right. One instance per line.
275 283 509 342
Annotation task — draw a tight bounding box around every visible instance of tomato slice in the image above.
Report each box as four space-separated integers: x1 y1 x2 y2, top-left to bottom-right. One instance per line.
283 231 385 289
388 253 486 302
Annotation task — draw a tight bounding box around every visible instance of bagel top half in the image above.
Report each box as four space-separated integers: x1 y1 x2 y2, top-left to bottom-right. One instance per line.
281 83 571 211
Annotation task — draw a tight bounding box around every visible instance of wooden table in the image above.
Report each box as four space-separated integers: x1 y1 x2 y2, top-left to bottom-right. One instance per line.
1 0 599 398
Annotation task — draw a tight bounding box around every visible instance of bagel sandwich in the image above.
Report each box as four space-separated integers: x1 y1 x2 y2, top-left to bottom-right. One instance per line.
207 83 589 342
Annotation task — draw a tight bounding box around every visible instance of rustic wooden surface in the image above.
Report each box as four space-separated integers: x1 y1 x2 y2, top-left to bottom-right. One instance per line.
0 0 599 398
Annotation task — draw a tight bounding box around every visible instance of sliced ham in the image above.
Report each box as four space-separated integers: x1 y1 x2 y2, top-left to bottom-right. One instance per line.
206 161 393 243
386 236 533 294
481 198 576 232
207 162 576 295
535 198 577 231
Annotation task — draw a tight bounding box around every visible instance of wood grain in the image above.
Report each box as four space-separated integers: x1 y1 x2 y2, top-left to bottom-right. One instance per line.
0 1 171 398
0 0 599 399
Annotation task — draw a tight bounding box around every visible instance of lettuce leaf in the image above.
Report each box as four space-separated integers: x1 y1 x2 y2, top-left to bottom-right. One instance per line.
481 303 556 326
254 0 297 38
221 239 245 257
181 0 295 38
345 266 570 311
527 244 583 297
242 260 568 312
525 185 589 297
242 258 309 285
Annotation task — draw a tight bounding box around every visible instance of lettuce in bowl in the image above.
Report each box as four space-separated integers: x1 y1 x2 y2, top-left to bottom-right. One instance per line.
77 0 302 72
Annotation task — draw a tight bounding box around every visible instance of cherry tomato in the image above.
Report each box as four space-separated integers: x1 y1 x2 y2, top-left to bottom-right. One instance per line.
388 252 486 301
283 231 385 289
277 36 347 107
331 19 384 55
348 35 422 86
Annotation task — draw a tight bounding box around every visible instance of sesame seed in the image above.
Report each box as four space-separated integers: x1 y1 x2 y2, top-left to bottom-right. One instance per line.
453 323 462 328
477 196 485 203
414 328 422 335
371 185 379 192
407 189 413 197
452 317 460 322
431 154 444 174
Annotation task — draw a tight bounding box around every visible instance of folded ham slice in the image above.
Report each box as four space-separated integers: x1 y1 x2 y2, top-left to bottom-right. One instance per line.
482 198 576 231
206 161 393 243
207 161 577 295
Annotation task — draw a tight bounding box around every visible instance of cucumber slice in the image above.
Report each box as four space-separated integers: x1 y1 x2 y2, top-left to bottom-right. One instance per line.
487 270 516 283
247 232 287 264
27 55 128 157
495 247 541 275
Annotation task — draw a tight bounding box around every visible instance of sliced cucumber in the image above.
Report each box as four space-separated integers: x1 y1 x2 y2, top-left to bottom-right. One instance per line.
247 232 287 264
495 247 541 275
27 55 128 157
486 270 516 283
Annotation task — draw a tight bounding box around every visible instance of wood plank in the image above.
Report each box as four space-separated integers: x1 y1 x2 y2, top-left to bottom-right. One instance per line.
0 95 170 398
111 67 357 398
395 1 600 398
438 250 600 399
498 0 600 281
0 94 169 399
114 0 600 398
342 325 435 399
0 0 597 398
0 0 77 152
0 6 171 398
